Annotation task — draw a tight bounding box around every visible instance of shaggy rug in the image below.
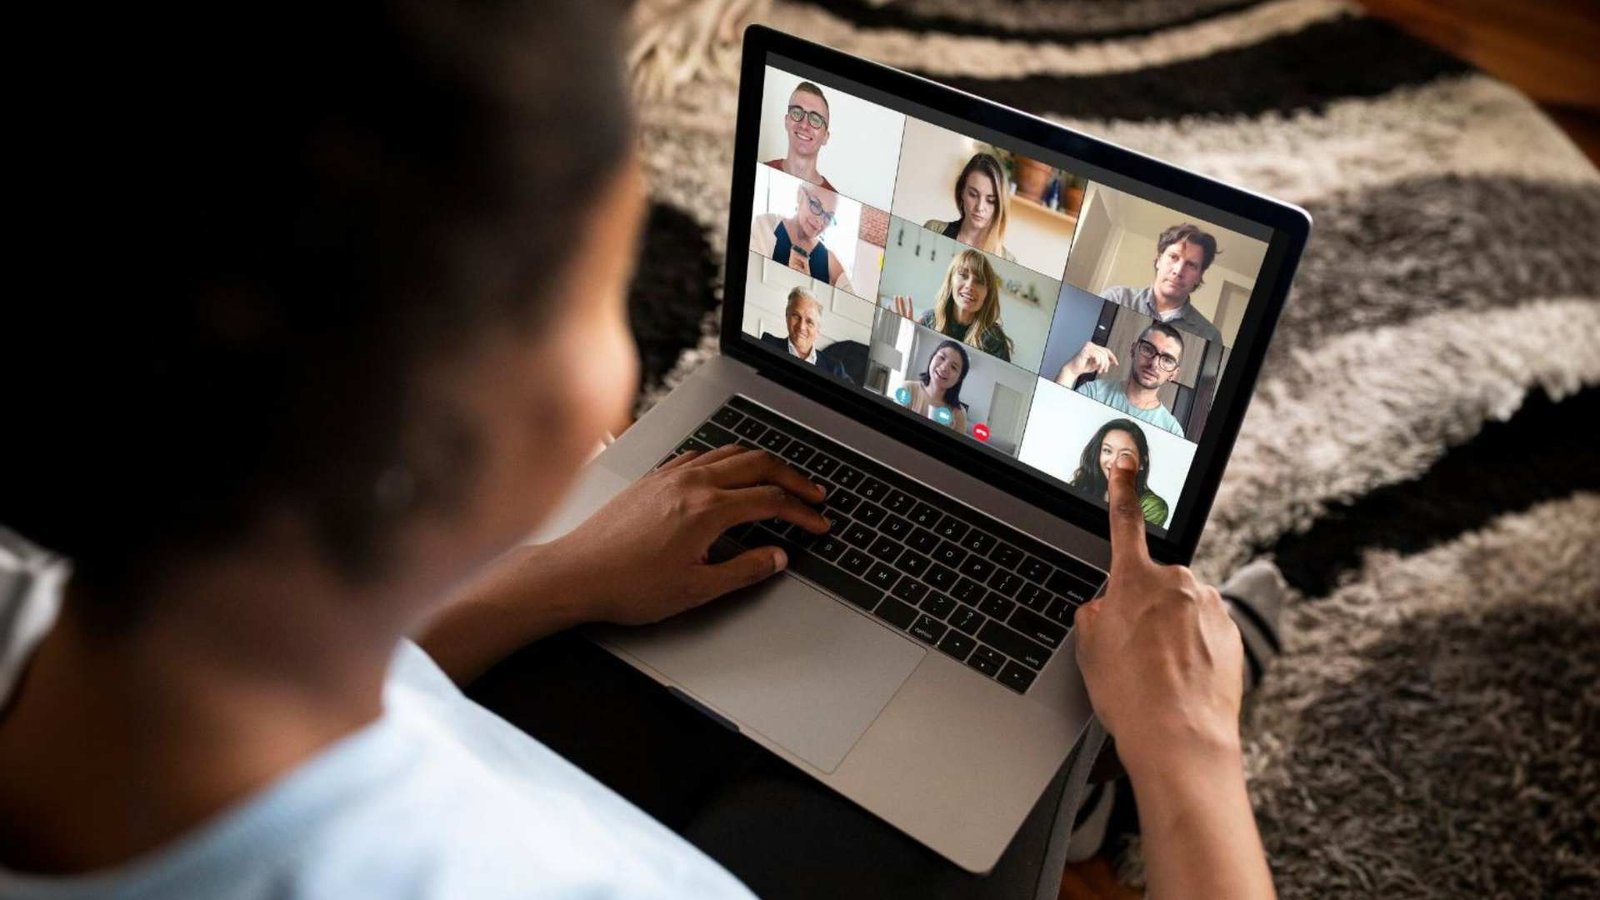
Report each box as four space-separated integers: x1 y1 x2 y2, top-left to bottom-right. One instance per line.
625 0 1600 895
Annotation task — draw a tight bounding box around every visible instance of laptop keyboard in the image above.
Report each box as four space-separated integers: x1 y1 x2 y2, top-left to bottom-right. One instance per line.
657 396 1107 695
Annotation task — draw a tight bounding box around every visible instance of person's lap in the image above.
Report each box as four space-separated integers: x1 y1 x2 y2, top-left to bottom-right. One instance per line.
467 631 1072 899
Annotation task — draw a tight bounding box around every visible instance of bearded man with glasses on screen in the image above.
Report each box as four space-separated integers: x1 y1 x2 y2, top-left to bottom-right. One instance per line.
1054 322 1188 438
765 82 836 192
750 182 855 293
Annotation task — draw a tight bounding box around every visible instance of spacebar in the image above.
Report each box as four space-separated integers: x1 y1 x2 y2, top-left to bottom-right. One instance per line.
788 553 883 611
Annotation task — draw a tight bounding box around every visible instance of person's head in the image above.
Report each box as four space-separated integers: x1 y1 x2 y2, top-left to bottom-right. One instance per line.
1070 419 1152 499
952 153 1009 252
918 340 970 408
6 1 642 631
931 249 1006 348
784 82 831 159
784 287 823 357
793 182 839 241
1151 223 1219 305
1128 322 1185 390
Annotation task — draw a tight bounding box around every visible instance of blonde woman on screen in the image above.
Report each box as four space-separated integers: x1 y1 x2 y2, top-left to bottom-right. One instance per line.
891 248 1013 362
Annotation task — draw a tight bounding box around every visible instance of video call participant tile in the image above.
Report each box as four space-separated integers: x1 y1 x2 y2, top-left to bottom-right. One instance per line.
1039 285 1227 442
740 250 879 387
863 311 1039 457
1061 182 1271 350
756 66 906 213
876 216 1061 375
889 116 1084 282
1017 380 1198 530
749 164 888 302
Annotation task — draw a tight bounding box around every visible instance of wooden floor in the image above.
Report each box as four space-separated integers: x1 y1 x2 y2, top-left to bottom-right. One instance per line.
1057 3 1597 898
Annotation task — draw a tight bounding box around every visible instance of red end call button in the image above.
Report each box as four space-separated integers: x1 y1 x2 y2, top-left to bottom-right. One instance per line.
973 423 990 442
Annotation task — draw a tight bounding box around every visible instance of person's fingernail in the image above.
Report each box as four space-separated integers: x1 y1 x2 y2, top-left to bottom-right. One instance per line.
812 480 827 497
821 516 833 530
772 549 788 570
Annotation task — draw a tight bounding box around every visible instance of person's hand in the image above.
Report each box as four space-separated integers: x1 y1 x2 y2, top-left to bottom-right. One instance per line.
892 295 916 319
547 444 829 626
1073 456 1245 776
1055 342 1117 386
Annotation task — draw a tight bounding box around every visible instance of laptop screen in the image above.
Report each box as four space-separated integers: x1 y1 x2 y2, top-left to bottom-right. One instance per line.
726 41 1305 551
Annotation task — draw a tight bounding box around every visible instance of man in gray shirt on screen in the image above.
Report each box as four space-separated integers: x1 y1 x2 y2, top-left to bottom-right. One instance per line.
1101 223 1223 345
1055 322 1187 438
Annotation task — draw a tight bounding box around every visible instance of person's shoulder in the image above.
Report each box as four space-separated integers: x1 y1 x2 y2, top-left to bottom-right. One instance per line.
1098 285 1140 304
759 332 784 347
1076 377 1113 400
923 218 950 232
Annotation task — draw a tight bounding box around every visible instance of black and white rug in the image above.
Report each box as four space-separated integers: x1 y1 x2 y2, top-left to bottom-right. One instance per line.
627 1 1600 895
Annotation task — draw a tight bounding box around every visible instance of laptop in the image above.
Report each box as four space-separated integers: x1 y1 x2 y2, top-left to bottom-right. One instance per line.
536 26 1310 873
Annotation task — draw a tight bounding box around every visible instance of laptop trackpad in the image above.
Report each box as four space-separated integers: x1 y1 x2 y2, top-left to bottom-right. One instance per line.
599 576 925 773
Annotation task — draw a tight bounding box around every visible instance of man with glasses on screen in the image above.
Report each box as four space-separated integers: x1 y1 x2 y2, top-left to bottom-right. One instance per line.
750 182 855 293
764 82 836 192
1055 322 1187 438
1101 223 1224 345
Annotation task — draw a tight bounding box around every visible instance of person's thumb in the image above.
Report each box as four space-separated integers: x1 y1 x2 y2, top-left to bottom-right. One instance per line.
694 546 787 601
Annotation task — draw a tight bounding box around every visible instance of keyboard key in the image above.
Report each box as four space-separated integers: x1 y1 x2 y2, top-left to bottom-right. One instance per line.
855 503 887 528
1045 596 1079 628
967 646 1005 677
1018 585 1053 612
757 430 791 454
859 478 889 502
910 614 948 645
1020 557 1052 584
906 528 941 555
932 542 968 568
894 551 930 578
909 502 941 528
825 490 862 516
811 536 847 562
880 515 912 541
958 555 995 581
840 548 873 575
805 453 839 479
826 515 849 536
988 571 1025 598
865 562 900 591
949 606 984 635
867 535 901 562
780 442 814 466
892 579 929 605
711 406 743 429
884 490 915 515
934 517 969 542
919 592 955 619
1046 569 1100 605
978 593 1016 621
693 421 738 447
1008 606 1069 648
874 596 919 630
926 564 959 591
787 551 880 611
842 523 875 549
676 437 713 455
951 577 986 604
937 631 976 662
734 418 767 441
998 661 1038 693
991 543 1025 569
978 621 1051 670
961 530 997 555
834 466 864 490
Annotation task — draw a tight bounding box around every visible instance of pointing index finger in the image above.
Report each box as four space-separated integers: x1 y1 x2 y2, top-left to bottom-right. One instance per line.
1107 455 1150 571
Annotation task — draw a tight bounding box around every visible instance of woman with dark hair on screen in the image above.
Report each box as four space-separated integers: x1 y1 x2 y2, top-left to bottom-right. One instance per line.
1070 418 1171 526
893 248 1014 362
895 340 971 434
923 152 1015 261
0 4 1273 898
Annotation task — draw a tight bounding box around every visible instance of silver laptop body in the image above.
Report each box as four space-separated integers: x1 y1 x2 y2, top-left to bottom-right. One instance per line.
535 27 1310 873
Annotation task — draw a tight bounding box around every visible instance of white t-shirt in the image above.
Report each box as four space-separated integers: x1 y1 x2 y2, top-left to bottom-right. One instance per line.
0 545 755 900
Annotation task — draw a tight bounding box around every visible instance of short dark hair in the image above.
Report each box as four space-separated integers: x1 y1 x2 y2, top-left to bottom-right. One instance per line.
918 340 972 410
6 1 633 614
792 81 830 117
1139 321 1187 358
1070 419 1153 498
1155 223 1219 272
